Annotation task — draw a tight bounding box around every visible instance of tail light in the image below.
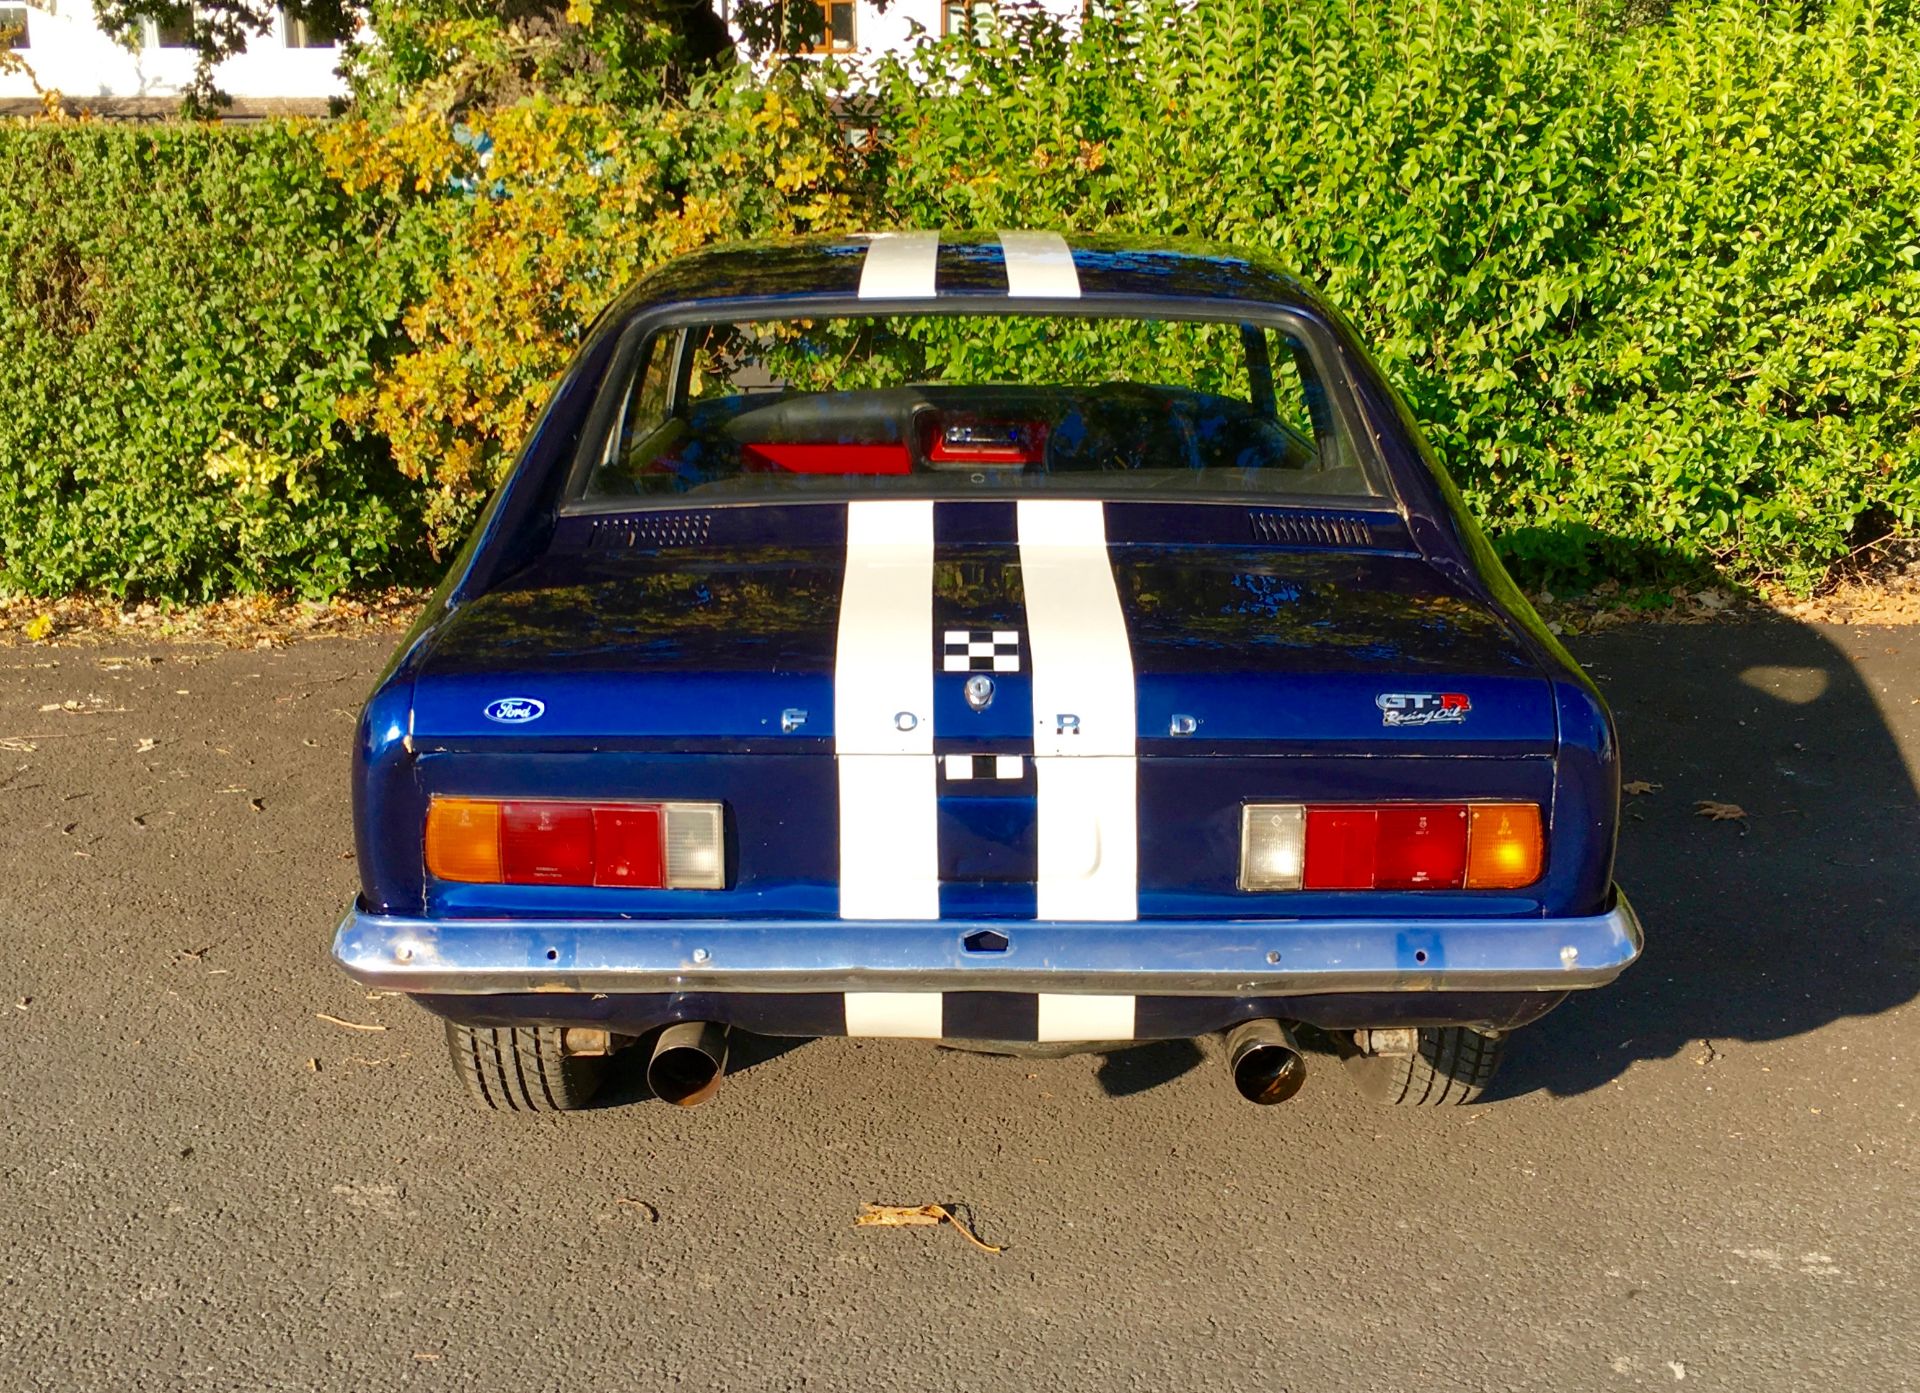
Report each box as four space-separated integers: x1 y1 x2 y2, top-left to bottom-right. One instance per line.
426 798 725 889
923 417 1047 465
1239 802 1542 892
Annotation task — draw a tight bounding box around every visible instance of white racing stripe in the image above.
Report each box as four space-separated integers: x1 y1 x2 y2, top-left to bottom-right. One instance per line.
836 501 938 920
844 992 945 1038
998 231 1081 299
1017 500 1138 921
1036 994 1136 1043
858 231 940 299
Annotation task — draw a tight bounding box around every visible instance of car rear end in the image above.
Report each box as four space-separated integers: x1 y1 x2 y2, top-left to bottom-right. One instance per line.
333 235 1640 1110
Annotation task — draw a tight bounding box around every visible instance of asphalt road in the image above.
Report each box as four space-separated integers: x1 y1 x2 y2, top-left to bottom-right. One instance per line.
1 618 1915 1391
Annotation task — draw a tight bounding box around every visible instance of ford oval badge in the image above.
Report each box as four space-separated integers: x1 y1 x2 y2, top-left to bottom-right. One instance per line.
484 697 546 725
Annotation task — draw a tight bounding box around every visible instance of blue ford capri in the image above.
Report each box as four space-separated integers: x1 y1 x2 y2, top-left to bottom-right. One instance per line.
332 232 1642 1112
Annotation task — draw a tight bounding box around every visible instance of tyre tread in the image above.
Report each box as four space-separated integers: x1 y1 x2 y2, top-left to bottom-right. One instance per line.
1355 1026 1504 1106
445 1023 607 1112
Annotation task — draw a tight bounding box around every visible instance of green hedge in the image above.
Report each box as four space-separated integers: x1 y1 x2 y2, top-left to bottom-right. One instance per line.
879 0 1920 591
0 123 418 599
2 0 1916 600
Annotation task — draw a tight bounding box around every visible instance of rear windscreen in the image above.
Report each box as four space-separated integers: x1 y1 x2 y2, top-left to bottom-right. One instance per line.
576 313 1381 504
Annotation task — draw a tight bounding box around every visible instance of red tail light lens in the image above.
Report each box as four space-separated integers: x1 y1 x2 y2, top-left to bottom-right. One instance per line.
425 798 723 889
1374 805 1469 889
1251 802 1542 892
1302 807 1378 889
591 805 665 887
501 802 594 885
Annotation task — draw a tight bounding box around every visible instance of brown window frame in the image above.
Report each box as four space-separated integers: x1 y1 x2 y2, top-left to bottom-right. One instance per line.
941 0 995 37
282 10 342 48
784 0 856 54
150 9 196 48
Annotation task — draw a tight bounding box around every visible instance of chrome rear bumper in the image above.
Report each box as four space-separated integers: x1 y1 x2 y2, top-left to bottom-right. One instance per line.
331 891 1642 998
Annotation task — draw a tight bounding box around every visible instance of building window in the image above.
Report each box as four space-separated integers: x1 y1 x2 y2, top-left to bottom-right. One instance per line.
0 5 29 48
785 0 854 53
150 11 196 48
282 11 340 47
942 0 994 37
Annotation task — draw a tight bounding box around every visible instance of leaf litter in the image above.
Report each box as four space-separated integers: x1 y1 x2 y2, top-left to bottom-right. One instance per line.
856 1203 1003 1254
1695 800 1749 822
315 1013 389 1033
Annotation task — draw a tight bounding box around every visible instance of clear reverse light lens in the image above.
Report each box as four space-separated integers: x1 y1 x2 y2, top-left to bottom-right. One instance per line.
1240 804 1306 891
663 802 726 889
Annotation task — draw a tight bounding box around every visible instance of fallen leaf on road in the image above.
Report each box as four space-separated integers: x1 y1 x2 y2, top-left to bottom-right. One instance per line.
24 614 54 642
315 1012 389 1033
616 1197 661 1221
135 738 157 754
307 1058 320 1072
856 1203 1003 1254
15 997 29 1011
39 696 126 715
413 1353 441 1362
0 738 36 753
1694 800 1748 822
249 797 265 814
1622 780 1661 796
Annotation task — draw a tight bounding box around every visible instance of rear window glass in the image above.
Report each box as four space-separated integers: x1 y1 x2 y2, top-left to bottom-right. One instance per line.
578 313 1379 504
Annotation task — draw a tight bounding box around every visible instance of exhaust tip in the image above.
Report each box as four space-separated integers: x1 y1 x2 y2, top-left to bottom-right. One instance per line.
646 1021 729 1107
1225 1020 1308 1105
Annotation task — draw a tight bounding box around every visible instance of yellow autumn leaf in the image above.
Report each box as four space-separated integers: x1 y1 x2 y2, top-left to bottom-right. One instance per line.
1694 800 1748 822
23 613 54 642
855 1203 1002 1253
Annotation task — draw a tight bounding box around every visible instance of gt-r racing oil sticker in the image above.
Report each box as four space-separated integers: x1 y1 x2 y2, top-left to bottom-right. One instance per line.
1375 692 1471 727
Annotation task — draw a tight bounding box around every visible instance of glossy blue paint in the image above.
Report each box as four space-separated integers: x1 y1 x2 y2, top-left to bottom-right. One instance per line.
343 235 1631 1038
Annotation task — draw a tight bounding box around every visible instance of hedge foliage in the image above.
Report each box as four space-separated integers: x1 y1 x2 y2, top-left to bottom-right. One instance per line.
0 124 415 597
1 0 1916 599
318 82 863 554
878 0 1920 590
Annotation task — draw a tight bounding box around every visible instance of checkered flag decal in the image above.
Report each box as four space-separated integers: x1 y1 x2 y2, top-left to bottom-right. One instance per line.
944 629 1020 673
943 753 1026 782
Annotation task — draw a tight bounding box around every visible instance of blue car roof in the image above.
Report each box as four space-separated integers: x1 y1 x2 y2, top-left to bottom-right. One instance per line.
608 233 1337 320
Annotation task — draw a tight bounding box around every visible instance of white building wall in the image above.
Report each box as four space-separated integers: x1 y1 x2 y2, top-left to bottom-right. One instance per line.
0 0 1078 106
736 0 1084 78
0 0 346 103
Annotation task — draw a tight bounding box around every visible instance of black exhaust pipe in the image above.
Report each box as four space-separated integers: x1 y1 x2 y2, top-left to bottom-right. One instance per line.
646 1021 730 1107
1224 1020 1308 1104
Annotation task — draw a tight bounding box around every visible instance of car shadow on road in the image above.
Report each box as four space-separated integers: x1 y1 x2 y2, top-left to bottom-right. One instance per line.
1096 1038 1207 1096
1491 615 1920 1099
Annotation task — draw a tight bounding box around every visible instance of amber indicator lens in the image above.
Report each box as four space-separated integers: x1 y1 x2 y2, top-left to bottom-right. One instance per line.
424 798 502 883
1466 803 1544 889
424 798 723 889
1245 802 1544 892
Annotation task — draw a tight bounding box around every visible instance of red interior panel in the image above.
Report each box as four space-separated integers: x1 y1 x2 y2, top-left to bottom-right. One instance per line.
741 443 913 475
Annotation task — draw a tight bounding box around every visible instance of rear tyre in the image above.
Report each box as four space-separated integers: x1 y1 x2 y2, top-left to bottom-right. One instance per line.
1345 1026 1505 1106
446 1023 609 1112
